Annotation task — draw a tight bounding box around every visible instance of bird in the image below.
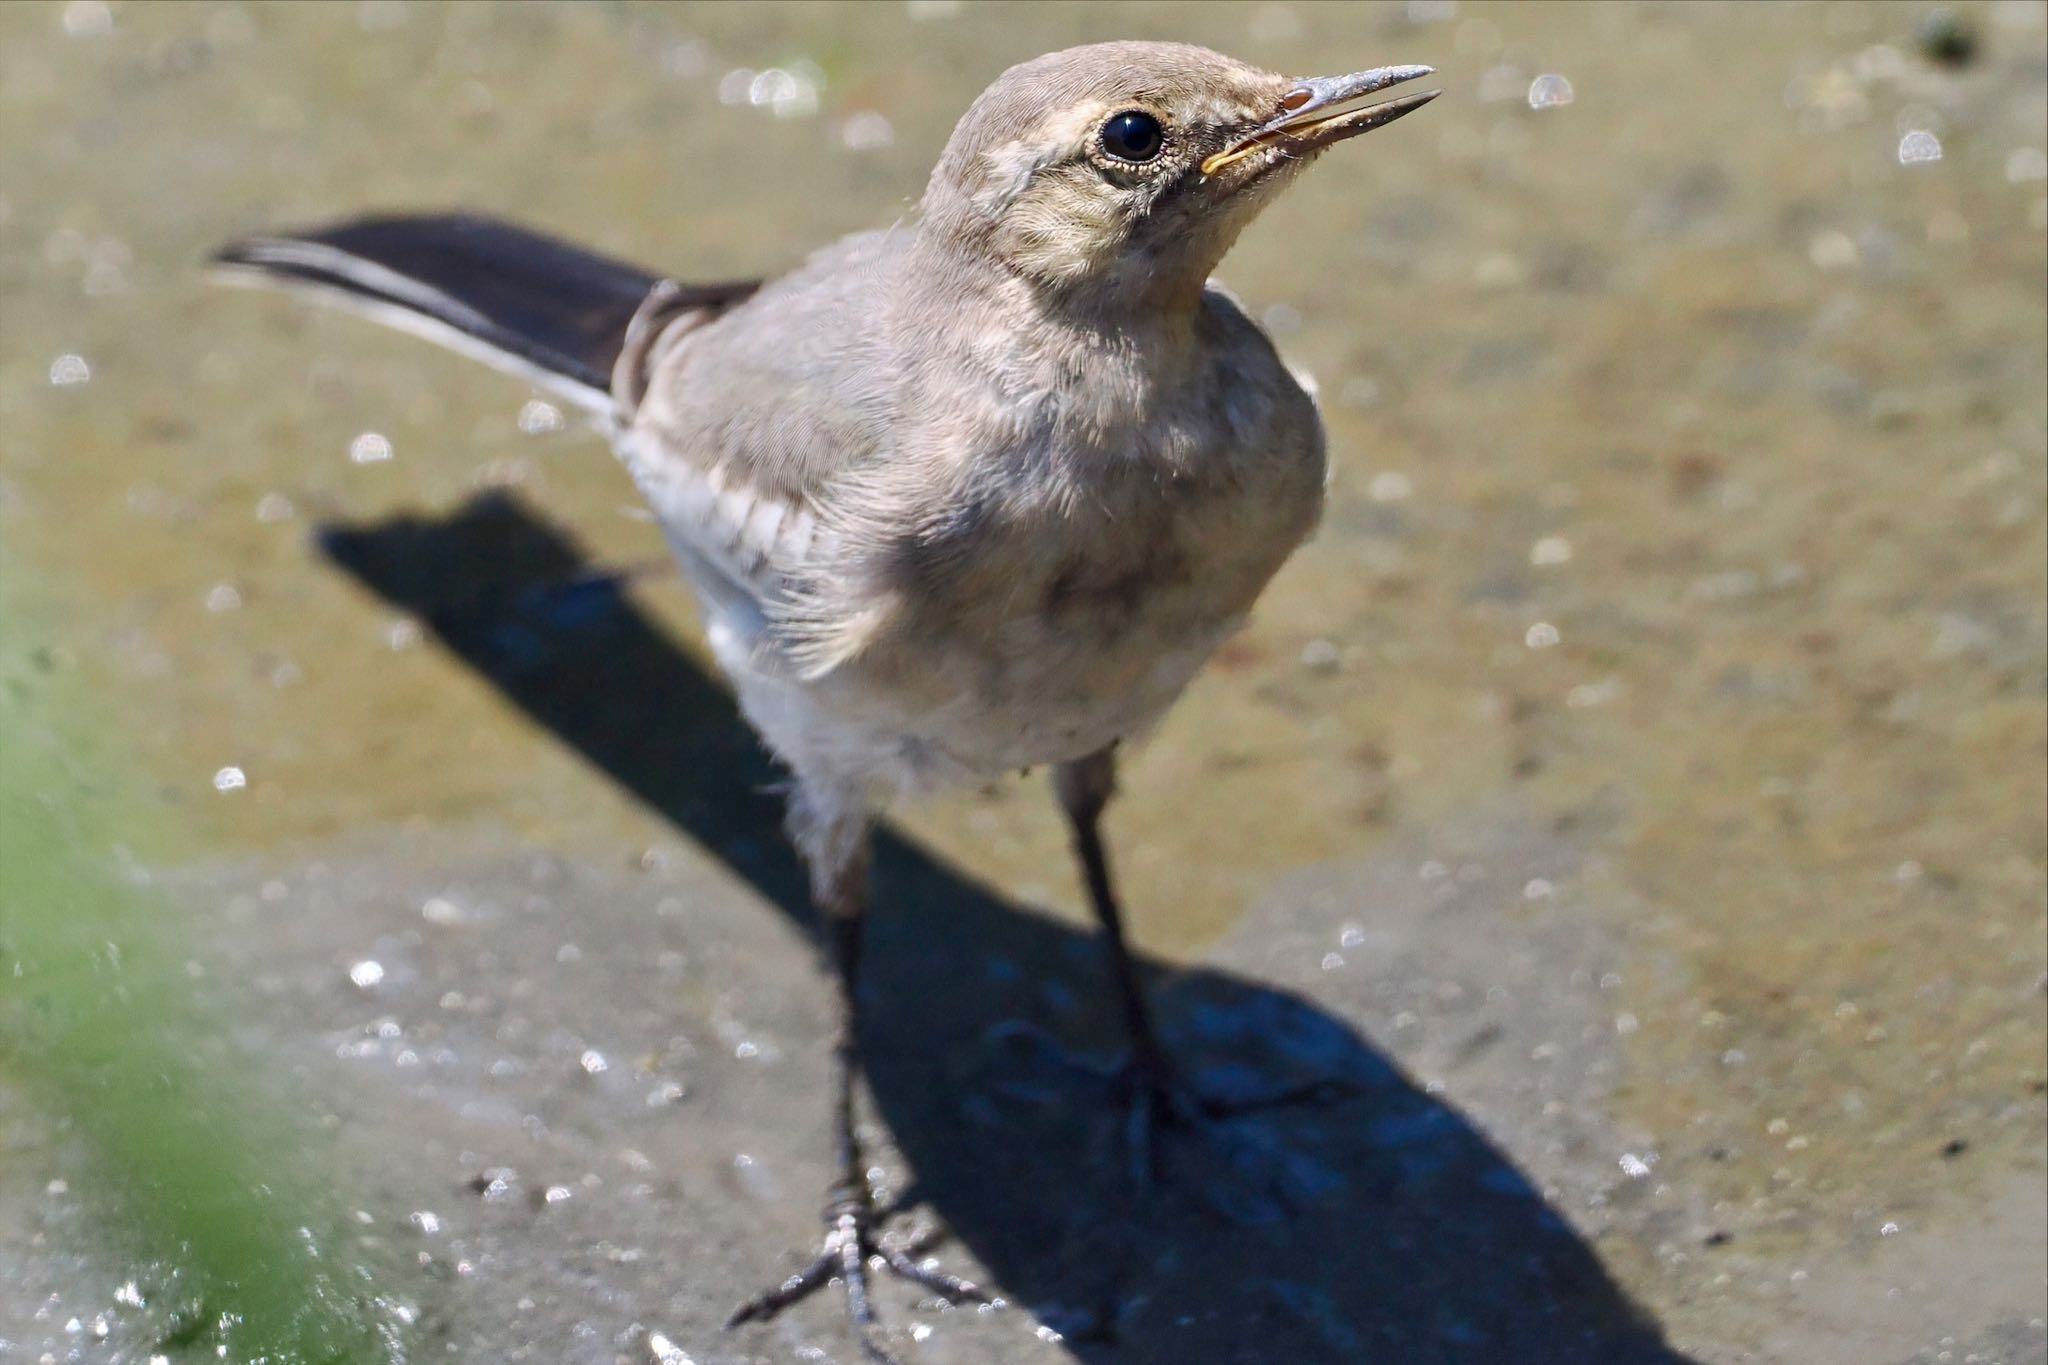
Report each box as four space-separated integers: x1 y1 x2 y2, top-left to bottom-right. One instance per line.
212 40 1437 1363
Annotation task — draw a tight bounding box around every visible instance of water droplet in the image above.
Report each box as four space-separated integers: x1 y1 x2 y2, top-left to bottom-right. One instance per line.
517 399 563 435
841 111 894 150
348 959 385 988
1530 535 1573 565
49 353 90 385
1619 1152 1653 1178
205 583 243 612
61 0 112 38
647 1329 695 1365
1527 73 1574 110
1879 1219 1901 1236
721 65 821 118
1525 622 1560 648
544 1185 573 1204
212 765 247 792
408 1209 442 1234
349 431 393 464
1897 129 1942 165
1368 470 1413 502
731 1151 780 1200
579 1048 609 1075
255 492 295 522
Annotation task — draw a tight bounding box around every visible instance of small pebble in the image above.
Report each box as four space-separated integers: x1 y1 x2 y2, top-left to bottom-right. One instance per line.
1914 8 1976 67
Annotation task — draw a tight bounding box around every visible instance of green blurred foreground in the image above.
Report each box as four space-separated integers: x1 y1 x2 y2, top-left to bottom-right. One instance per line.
1 599 401 1363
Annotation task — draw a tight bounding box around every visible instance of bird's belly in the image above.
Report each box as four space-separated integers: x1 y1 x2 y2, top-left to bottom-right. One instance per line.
834 569 1254 788
919 623 1229 774
716 575 1245 798
721 419 1323 795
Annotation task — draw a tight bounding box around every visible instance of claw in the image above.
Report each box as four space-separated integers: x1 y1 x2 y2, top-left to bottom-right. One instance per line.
881 1242 993 1304
723 1247 837 1329
991 1033 1362 1217
725 1208 992 1364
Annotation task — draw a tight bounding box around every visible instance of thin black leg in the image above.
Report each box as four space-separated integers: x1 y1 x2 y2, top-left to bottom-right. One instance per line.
725 838 989 1361
1054 748 1188 1182
1053 747 1358 1190
826 910 864 1204
1058 753 1174 1083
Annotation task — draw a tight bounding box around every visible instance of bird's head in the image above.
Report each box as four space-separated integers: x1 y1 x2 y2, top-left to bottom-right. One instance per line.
918 41 1437 307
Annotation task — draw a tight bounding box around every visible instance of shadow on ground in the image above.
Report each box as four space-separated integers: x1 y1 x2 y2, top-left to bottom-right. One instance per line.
319 491 1695 1365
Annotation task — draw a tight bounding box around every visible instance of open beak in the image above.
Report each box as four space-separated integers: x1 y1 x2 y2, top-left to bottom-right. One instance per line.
1202 64 1439 176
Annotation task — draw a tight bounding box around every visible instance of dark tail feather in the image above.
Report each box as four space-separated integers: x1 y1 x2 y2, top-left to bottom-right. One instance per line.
212 213 758 411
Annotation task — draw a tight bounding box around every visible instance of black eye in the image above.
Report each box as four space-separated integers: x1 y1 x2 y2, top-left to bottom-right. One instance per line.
1100 110 1165 163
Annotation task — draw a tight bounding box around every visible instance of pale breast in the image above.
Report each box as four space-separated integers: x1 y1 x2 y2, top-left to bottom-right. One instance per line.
632 271 1327 795
816 344 1327 782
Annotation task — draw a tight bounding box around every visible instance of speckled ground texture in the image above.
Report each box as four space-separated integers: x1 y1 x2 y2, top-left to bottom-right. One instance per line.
2 3 2043 1365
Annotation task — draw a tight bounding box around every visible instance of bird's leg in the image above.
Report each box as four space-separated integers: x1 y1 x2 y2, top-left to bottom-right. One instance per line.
725 792 988 1361
1054 751 1173 1088
1052 748 1195 1182
1052 748 1355 1188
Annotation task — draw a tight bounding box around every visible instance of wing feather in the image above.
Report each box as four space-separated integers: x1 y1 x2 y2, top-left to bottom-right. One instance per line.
610 231 912 675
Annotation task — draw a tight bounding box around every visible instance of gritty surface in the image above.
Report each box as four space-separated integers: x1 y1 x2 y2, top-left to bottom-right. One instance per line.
1 3 2044 1364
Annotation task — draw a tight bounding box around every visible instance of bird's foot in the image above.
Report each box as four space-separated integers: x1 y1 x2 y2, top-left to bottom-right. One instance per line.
725 1194 992 1364
1114 1047 1354 1199
987 1021 1357 1219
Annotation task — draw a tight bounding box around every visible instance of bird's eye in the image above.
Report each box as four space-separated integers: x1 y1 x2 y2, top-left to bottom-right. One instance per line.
1100 110 1165 163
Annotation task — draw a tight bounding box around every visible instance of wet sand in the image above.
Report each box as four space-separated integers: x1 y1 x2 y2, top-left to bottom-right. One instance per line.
2 3 2043 1363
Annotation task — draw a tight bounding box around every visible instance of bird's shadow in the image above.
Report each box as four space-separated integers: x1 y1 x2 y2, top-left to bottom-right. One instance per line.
319 491 1695 1365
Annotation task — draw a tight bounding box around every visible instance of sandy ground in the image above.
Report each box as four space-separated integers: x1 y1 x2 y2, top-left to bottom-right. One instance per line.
2 3 2043 1364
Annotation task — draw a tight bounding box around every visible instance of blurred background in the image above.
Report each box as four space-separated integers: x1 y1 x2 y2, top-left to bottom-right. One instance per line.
2 3 2042 1364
